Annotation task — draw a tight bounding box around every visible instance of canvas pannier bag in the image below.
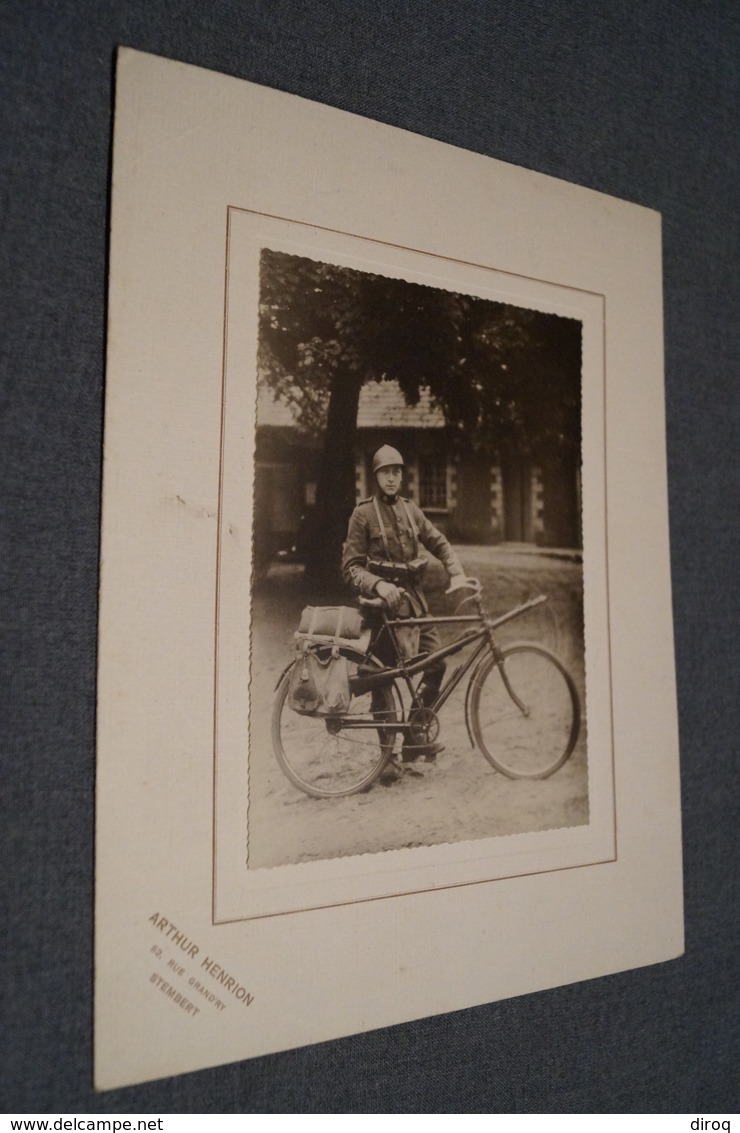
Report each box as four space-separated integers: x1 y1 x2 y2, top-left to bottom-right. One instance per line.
287 606 365 717
287 641 352 716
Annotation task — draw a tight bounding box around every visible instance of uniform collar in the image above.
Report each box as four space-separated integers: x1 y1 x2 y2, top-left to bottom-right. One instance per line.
378 492 399 506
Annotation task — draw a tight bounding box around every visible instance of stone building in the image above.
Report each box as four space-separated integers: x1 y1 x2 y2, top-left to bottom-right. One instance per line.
255 378 581 564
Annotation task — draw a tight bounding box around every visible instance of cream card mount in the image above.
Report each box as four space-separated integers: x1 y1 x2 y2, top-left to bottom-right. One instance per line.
95 48 683 1089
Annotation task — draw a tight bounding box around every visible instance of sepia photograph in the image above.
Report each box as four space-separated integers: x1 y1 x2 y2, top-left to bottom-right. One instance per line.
246 243 589 869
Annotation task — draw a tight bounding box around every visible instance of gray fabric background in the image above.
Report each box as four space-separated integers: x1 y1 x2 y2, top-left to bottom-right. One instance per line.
2 0 738 1114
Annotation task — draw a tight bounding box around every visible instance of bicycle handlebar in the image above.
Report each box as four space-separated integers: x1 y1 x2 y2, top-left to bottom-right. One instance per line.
358 591 406 610
447 576 481 594
359 577 483 612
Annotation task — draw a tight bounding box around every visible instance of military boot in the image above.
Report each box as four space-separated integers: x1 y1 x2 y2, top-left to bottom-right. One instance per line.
401 679 444 762
401 739 445 763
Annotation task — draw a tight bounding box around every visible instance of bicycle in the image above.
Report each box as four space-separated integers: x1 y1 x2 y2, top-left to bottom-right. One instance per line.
271 579 581 798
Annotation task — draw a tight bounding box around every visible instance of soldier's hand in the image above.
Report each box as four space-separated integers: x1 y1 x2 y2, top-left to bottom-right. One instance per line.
376 581 403 613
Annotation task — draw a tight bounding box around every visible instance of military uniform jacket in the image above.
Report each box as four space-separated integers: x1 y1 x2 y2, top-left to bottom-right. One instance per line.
342 493 464 599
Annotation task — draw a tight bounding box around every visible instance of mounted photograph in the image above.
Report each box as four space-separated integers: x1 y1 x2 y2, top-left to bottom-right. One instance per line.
96 50 680 1089
246 241 589 869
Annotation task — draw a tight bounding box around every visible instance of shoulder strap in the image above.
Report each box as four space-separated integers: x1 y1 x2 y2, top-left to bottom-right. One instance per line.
372 496 392 561
400 497 419 557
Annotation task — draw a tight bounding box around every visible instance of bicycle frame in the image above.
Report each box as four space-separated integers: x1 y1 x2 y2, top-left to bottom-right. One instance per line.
347 594 547 744
273 587 580 796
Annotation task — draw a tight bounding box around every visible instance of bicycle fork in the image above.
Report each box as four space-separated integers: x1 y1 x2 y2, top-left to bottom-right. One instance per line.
463 632 530 748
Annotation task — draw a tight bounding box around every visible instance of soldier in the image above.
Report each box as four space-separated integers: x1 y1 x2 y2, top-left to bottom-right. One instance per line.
342 444 467 766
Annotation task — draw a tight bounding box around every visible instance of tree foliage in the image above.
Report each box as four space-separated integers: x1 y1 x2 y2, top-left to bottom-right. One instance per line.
257 247 581 584
258 247 581 457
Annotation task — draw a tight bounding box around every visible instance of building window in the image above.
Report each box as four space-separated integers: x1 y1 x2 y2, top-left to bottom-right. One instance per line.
418 458 448 509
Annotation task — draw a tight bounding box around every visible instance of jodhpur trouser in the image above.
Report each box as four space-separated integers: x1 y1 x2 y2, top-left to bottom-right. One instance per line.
369 589 445 751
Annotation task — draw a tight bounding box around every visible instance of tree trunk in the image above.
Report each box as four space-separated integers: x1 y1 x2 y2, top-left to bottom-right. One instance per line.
303 371 363 594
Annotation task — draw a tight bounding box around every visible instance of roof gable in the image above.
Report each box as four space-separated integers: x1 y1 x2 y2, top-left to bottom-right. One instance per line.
257 379 445 429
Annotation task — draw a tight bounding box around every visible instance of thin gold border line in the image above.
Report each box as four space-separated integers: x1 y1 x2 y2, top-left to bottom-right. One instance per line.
213 852 619 925
228 204 607 302
212 206 233 924
212 207 614 925
602 296 619 862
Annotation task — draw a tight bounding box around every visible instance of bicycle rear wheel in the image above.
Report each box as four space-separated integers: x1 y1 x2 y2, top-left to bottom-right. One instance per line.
470 644 580 779
272 648 401 798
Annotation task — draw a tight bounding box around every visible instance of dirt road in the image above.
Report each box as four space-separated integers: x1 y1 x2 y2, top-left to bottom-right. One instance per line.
247 546 588 868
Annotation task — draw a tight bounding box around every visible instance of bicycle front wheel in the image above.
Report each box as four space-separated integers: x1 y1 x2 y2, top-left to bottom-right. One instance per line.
470 644 580 779
272 648 401 798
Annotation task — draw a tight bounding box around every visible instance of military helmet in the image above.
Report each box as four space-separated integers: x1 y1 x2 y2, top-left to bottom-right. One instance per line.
372 445 405 474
